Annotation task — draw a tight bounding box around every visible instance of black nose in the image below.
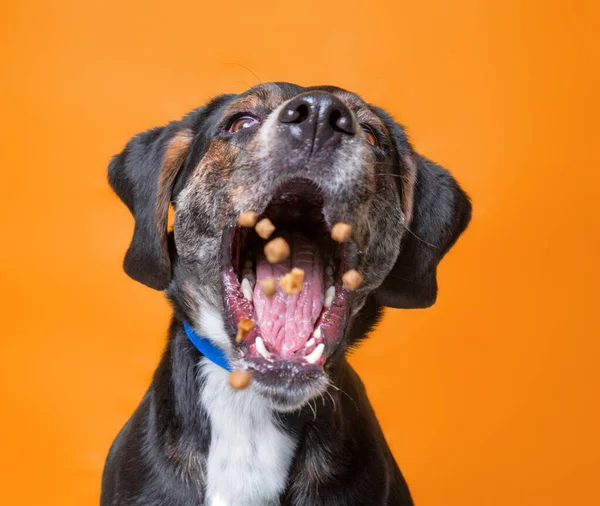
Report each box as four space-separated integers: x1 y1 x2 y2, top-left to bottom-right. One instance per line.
278 92 355 151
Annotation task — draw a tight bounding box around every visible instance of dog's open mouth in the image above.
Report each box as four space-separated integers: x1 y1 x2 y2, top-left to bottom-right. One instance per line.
221 180 355 373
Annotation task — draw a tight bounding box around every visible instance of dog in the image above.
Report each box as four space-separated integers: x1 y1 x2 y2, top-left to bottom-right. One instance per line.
101 82 471 506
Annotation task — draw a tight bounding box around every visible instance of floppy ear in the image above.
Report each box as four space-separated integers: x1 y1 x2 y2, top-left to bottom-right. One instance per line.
375 152 472 309
108 122 193 290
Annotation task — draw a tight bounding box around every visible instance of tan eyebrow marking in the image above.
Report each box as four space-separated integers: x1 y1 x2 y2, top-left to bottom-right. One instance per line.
221 84 285 120
155 129 194 255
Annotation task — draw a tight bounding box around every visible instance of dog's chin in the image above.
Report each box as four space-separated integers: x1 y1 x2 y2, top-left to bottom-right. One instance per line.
241 358 330 412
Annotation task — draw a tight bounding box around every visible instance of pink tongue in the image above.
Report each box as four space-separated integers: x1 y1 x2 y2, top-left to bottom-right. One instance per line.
253 231 324 357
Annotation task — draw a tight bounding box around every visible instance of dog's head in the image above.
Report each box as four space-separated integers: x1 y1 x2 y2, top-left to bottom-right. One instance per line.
109 83 471 411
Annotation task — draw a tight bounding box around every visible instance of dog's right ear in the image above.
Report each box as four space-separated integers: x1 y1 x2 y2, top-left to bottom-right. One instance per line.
108 122 194 290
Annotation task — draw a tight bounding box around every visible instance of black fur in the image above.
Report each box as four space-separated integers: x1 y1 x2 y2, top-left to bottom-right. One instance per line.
102 83 471 505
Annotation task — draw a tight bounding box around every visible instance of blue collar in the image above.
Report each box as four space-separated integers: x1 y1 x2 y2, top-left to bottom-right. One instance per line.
183 321 232 371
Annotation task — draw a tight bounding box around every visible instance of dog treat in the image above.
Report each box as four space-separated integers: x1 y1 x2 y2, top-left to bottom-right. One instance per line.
228 370 252 390
255 218 276 239
235 318 255 343
264 237 290 264
260 276 277 297
279 268 304 295
238 211 258 227
342 269 363 291
331 222 352 243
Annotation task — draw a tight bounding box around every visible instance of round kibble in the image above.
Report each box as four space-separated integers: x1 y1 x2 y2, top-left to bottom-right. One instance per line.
331 223 352 243
264 237 290 264
260 277 277 297
228 370 252 390
238 211 258 227
342 269 363 291
255 218 276 240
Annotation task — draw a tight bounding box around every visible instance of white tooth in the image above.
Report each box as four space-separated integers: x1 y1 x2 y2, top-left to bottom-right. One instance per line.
313 326 322 339
241 278 253 301
324 295 333 308
325 286 335 298
305 343 325 364
304 338 315 349
255 337 270 359
325 266 333 276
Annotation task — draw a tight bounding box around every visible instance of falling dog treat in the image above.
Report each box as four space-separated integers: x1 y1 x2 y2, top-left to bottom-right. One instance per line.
260 276 277 297
235 318 255 343
279 268 304 295
331 222 352 243
255 218 276 239
238 211 258 227
342 269 363 291
228 370 252 390
264 237 290 264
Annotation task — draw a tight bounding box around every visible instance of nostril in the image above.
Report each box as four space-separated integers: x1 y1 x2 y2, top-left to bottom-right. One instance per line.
281 103 310 124
329 109 355 135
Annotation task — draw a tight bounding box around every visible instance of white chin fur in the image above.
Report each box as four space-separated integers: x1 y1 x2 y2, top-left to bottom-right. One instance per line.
195 300 232 352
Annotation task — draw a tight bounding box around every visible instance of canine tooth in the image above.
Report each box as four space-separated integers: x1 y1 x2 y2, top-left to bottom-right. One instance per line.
241 278 253 301
305 343 325 364
304 338 315 349
255 337 270 359
324 295 333 308
325 286 335 299
313 326 322 339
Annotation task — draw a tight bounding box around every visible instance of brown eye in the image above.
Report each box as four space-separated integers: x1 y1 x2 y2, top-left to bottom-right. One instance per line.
229 115 260 133
361 124 378 147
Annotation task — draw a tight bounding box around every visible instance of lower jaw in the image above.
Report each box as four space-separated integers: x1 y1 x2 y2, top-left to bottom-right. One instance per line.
241 359 332 412
222 265 351 368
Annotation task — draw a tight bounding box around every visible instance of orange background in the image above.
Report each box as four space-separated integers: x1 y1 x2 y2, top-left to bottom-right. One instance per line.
1 0 599 504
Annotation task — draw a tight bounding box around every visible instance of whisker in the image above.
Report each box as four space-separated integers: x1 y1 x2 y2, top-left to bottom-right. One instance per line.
368 188 439 249
308 399 317 421
326 380 359 414
235 80 255 90
223 62 262 84
325 389 337 413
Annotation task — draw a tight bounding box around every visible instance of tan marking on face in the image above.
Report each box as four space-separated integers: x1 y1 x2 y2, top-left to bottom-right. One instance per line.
401 154 418 224
156 129 193 256
195 138 237 179
221 84 285 121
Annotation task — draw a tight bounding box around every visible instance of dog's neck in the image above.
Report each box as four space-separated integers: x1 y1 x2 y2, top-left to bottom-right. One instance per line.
199 360 298 505
155 322 344 505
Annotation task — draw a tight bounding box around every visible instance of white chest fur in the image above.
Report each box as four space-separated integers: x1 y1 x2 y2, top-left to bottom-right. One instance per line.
200 361 297 506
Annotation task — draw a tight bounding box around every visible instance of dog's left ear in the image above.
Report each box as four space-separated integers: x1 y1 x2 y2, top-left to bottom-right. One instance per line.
108 122 194 290
374 118 472 308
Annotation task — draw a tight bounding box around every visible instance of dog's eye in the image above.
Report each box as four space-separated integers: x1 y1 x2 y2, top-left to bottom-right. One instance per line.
361 124 378 147
229 116 260 133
